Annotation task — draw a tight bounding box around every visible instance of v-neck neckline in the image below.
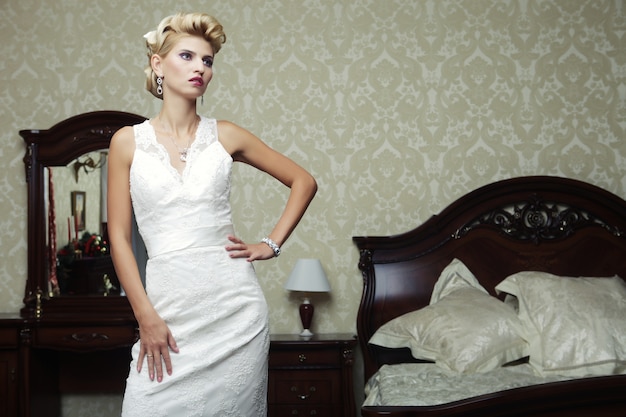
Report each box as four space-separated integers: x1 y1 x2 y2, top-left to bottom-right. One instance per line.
148 117 203 179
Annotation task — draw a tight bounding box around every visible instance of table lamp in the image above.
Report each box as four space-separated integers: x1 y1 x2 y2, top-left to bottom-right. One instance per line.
284 258 331 337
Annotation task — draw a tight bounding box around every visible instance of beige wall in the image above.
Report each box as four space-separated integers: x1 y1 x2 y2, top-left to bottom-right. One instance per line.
1 0 625 415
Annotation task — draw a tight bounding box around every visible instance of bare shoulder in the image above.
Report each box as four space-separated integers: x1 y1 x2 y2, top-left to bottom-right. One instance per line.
216 119 244 141
216 120 259 156
109 125 136 162
110 125 135 146
216 119 237 132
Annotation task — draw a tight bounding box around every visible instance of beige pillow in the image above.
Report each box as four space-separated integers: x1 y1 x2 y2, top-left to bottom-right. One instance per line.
496 272 626 377
369 259 528 373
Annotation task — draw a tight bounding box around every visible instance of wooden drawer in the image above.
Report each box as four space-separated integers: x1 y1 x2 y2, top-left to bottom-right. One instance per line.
0 327 18 349
269 347 340 368
269 405 339 417
269 370 340 404
34 325 136 351
0 351 18 417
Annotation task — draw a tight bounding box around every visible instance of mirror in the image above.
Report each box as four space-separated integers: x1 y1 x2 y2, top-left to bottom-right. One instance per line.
50 150 113 296
20 111 147 319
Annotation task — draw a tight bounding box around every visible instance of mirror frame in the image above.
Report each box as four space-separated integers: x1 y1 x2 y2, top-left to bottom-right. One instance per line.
20 111 147 320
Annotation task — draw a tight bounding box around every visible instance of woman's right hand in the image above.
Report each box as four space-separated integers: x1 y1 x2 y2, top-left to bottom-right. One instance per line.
136 311 179 382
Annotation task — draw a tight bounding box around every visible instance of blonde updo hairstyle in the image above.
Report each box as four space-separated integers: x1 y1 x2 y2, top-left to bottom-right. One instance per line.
144 12 226 99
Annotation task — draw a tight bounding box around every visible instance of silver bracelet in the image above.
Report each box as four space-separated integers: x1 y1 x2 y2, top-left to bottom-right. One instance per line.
261 237 281 257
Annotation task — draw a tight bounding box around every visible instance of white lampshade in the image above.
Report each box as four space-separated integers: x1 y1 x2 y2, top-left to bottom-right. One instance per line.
284 258 331 293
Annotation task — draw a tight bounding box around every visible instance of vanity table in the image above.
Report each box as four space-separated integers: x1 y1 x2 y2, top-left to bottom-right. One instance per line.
13 111 147 417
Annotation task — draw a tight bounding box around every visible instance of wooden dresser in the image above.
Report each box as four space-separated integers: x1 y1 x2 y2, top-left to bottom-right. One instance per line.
268 333 357 417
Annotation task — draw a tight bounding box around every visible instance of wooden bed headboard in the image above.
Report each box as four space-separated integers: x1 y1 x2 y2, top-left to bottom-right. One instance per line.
353 176 626 382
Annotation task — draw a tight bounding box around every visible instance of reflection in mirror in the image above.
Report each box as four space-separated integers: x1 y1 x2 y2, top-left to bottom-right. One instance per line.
47 150 122 296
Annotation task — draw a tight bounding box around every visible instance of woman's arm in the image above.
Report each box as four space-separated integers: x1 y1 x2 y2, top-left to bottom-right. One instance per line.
107 126 178 382
217 120 317 261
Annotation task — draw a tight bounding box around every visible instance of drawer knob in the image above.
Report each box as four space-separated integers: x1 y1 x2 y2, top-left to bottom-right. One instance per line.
291 385 316 400
298 353 307 362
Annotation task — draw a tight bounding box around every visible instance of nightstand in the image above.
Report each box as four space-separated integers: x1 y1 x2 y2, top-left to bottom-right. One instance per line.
268 333 357 417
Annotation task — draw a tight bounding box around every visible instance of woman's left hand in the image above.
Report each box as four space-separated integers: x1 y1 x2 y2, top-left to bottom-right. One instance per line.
225 234 276 262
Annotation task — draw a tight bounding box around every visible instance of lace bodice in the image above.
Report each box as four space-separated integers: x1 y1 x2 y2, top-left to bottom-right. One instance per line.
129 117 234 258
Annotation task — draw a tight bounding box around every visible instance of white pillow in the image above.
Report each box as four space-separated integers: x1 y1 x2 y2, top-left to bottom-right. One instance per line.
496 272 626 377
430 257 487 302
369 259 528 373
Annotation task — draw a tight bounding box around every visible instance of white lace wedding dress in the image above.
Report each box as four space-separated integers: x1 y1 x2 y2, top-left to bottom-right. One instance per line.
120 117 269 417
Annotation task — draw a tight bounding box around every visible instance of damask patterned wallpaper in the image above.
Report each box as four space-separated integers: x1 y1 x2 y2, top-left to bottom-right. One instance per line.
1 0 625 415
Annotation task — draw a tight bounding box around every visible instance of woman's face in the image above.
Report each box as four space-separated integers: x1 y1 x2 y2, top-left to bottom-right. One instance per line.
156 35 215 100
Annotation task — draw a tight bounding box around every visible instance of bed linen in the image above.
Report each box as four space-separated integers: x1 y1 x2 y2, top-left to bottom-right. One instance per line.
363 363 575 407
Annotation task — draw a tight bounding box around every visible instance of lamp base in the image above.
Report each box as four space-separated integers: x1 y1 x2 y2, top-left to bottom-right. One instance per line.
299 298 314 338
299 329 314 337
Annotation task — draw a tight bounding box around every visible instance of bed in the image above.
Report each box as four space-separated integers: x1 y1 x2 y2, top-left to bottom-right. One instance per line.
352 176 626 417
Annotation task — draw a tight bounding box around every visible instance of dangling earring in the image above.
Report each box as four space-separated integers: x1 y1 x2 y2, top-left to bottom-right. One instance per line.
156 76 163 96
201 95 204 106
